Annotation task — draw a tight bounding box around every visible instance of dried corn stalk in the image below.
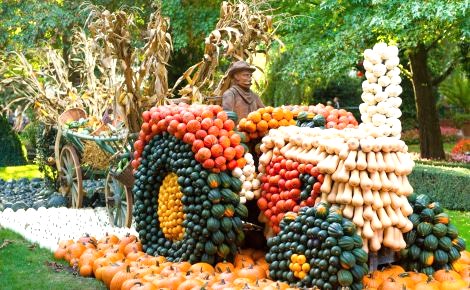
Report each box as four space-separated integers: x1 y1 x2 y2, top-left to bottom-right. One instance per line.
88 6 172 133
171 0 278 104
82 141 111 170
1 50 86 126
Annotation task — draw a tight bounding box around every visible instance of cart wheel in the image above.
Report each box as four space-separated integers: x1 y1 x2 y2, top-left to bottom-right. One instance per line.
105 173 133 228
59 145 83 208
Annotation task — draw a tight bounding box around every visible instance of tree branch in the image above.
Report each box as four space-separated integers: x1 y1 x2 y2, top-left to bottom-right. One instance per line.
432 56 462 86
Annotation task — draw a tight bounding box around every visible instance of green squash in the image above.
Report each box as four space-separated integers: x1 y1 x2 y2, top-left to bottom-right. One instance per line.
337 269 353 286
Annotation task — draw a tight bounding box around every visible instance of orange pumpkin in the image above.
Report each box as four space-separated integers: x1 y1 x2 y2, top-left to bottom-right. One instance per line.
378 277 405 290
175 278 205 290
415 277 441 290
440 279 467 290
188 262 215 275
54 246 67 260
79 264 93 277
363 273 383 289
122 278 145 290
130 281 157 290
101 262 126 287
434 269 462 282
215 261 235 273
110 265 135 290
234 254 255 268
236 264 266 281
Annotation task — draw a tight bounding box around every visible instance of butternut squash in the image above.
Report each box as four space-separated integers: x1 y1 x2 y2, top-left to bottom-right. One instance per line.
371 210 383 231
387 172 399 192
314 151 328 166
362 220 374 239
366 152 378 173
352 186 364 207
401 219 413 233
325 155 340 174
335 183 345 204
280 143 294 156
369 232 382 252
371 140 382 153
395 207 407 229
362 236 369 253
390 152 405 176
399 175 413 196
339 183 353 204
332 160 343 181
259 150 273 166
305 147 319 164
360 139 373 153
400 195 413 216
398 228 407 249
338 144 349 160
359 170 373 190
353 206 364 227
382 152 395 173
348 169 361 187
362 188 374 205
273 147 281 156
320 192 328 203
396 152 413 174
379 171 393 191
260 143 268 153
320 174 332 194
372 190 384 210
375 152 386 172
356 151 368 171
370 171 382 191
347 138 359 150
382 226 395 249
385 205 398 225
344 150 357 171
389 192 403 209
262 136 274 149
327 181 339 203
377 207 392 228
274 137 285 148
380 191 392 207
363 205 374 221
301 137 313 150
343 204 354 219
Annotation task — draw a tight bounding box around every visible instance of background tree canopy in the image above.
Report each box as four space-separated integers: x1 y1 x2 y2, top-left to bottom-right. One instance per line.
1 0 468 159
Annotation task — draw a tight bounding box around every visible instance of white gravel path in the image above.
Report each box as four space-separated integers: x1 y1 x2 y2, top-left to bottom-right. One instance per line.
0 207 139 252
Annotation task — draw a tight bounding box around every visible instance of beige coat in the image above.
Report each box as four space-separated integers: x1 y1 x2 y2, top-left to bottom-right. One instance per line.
222 85 264 120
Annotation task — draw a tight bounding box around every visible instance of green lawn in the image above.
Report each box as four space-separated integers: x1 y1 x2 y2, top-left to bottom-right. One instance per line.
447 210 470 244
407 142 455 154
0 228 106 290
0 164 43 180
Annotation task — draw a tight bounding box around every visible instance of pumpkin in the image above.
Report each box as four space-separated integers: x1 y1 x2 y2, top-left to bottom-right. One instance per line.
434 268 462 282
110 265 135 290
378 277 405 290
440 279 468 290
415 277 441 290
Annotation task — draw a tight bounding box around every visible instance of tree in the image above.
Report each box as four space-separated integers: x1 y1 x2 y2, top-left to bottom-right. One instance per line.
268 0 468 159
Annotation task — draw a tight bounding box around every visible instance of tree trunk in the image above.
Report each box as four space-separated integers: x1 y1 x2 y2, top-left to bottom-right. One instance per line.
408 45 445 159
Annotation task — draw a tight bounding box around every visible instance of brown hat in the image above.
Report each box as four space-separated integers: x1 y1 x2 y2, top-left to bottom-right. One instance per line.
227 61 256 77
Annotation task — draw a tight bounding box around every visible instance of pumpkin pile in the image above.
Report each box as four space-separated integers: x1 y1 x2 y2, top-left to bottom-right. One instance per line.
266 203 369 289
133 132 247 263
399 193 466 276
363 256 470 290
258 126 415 252
256 155 323 234
295 106 358 130
237 106 296 141
132 104 246 173
54 233 304 290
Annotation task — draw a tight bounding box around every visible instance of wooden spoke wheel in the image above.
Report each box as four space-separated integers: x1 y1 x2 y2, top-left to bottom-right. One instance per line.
105 173 133 228
59 145 83 208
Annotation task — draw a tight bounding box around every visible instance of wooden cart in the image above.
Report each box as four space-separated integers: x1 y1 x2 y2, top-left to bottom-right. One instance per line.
55 109 136 228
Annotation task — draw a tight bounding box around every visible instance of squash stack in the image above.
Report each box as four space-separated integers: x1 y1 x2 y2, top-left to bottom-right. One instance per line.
257 43 416 253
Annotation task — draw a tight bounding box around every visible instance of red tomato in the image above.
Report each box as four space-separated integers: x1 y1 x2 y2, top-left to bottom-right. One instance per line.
270 215 278 224
289 189 300 200
293 205 300 212
284 180 292 190
256 197 268 210
271 206 278 215
264 209 272 218
279 168 286 178
280 159 287 169
313 182 322 194
285 199 296 210
290 170 299 179
292 161 299 170
271 194 280 204
290 178 301 189
273 163 281 173
269 186 279 194
134 140 144 151
310 166 319 177
285 159 293 170
297 164 306 173
317 174 324 183
305 164 314 173
278 179 286 190
276 200 285 211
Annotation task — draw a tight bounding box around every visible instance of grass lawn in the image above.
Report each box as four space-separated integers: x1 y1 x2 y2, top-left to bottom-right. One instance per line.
0 164 42 180
407 142 455 154
447 210 470 243
0 228 106 290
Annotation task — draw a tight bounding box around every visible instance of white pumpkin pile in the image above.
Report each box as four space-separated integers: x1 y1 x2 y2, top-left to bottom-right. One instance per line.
359 42 403 139
0 207 138 252
232 153 261 203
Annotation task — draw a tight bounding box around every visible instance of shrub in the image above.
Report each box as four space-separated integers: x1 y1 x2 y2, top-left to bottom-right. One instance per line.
402 126 459 145
409 164 470 210
0 115 27 167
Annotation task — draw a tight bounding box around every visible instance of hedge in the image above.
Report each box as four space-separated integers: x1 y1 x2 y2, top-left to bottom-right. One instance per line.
409 163 470 211
0 116 26 167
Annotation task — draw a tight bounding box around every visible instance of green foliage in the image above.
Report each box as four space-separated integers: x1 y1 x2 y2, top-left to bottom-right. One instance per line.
160 0 221 83
0 115 26 167
409 164 470 211
35 123 58 187
0 228 107 290
264 0 467 104
19 121 39 149
446 210 470 243
0 164 42 180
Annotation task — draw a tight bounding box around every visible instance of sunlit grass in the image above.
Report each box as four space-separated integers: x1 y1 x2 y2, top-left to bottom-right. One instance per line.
0 228 106 290
0 164 43 180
